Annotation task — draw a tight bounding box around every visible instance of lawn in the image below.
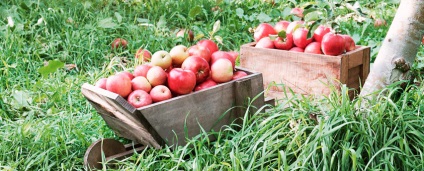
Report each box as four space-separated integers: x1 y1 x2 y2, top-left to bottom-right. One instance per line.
1 0 424 170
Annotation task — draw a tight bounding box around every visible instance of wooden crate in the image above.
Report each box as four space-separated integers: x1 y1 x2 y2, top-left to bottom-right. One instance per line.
240 42 370 99
81 67 265 148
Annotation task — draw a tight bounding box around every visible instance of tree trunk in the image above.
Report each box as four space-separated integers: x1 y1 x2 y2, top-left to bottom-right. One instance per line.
359 0 424 97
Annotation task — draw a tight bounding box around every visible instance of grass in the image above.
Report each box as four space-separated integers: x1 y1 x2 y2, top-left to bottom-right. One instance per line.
1 0 423 170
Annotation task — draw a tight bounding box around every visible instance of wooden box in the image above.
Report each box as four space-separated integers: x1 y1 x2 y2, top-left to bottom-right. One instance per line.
81 67 264 148
240 42 370 99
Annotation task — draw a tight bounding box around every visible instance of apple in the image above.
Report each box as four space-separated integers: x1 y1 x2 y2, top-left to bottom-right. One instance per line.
134 64 152 77
321 33 346 56
150 50 172 70
197 39 219 55
341 34 356 52
291 8 304 18
176 29 194 42
169 45 189 65
117 71 134 81
374 18 386 27
255 37 275 49
95 78 107 89
127 90 152 108
131 76 152 93
232 71 248 80
135 48 152 62
106 74 132 98
181 56 211 84
149 85 172 102
211 51 236 69
422 36 424 44
286 20 304 34
274 20 290 33
188 45 212 63
226 51 239 61
304 42 322 54
293 28 313 49
146 66 167 87
167 68 197 95
211 58 233 83
289 47 304 52
254 23 277 42
274 33 294 50
111 38 128 50
194 79 217 91
313 25 331 43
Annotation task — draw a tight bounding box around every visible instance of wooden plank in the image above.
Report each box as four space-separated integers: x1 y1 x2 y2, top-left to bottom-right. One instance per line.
347 46 367 69
362 46 371 85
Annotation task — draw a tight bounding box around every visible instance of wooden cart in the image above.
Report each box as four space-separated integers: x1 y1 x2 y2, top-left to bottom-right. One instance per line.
81 67 270 169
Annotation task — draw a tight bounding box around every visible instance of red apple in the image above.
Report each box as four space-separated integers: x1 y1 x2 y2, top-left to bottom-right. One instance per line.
134 64 152 77
211 58 233 83
176 29 194 42
254 23 277 42
167 68 197 95
95 78 107 89
111 38 128 50
304 42 322 54
291 8 304 18
106 74 132 98
293 28 313 49
181 56 211 84
321 33 346 56
289 47 304 52
341 34 356 52
274 20 290 33
127 90 152 108
188 45 212 63
131 76 152 93
197 39 219 54
255 37 275 49
211 51 236 69
194 79 217 91
313 25 331 43
374 18 386 28
149 85 172 102
286 20 304 34
274 34 294 50
117 71 134 81
170 45 189 65
146 66 167 87
232 71 248 80
150 50 172 70
422 36 424 44
135 48 152 62
226 51 239 61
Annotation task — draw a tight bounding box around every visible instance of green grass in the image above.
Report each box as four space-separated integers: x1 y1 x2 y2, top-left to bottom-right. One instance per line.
1 0 423 170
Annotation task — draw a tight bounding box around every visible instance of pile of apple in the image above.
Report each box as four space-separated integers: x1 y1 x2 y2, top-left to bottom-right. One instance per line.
94 39 248 108
253 20 356 56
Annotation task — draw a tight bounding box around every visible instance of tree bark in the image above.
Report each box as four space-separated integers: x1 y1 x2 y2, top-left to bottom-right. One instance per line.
359 0 424 97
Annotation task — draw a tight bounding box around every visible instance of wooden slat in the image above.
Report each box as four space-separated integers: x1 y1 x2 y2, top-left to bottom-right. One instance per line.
362 46 371 85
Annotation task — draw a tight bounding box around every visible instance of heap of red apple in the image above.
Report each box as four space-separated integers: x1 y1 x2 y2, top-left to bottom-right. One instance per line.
253 20 357 56
95 38 248 108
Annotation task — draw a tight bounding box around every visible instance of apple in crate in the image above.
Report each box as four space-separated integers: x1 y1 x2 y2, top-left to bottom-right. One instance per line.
127 90 152 108
211 58 233 83
211 51 236 69
151 50 172 70
286 20 304 34
226 51 239 61
117 71 134 80
255 37 275 49
274 33 294 50
131 76 152 93
188 45 212 63
135 48 152 62
150 85 172 102
274 20 290 33
254 23 277 42
170 45 189 65
293 28 313 49
168 68 197 95
106 74 132 98
289 47 304 52
181 56 210 84
146 66 167 87
197 39 219 54
313 25 331 43
194 79 218 91
134 64 152 77
322 33 346 56
95 78 107 89
341 34 356 52
232 71 248 80
304 42 322 54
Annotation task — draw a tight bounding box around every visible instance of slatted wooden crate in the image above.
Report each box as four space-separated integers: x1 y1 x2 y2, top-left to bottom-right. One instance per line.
240 42 370 99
